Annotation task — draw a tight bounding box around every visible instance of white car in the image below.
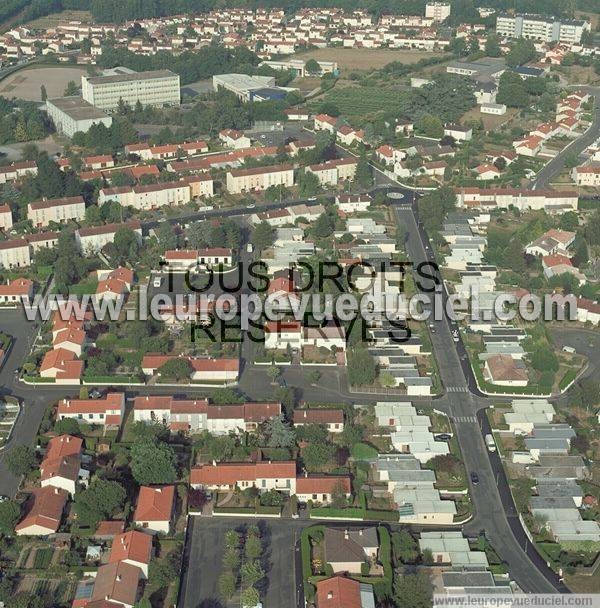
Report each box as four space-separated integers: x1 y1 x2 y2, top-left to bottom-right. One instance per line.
153 277 162 288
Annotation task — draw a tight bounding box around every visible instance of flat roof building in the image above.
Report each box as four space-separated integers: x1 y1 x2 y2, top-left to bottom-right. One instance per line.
82 69 180 111
45 96 112 138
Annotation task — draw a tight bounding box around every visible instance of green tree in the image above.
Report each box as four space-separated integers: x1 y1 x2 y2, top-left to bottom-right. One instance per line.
218 571 236 599
74 479 127 527
392 530 419 564
54 418 81 436
64 80 79 96
6 445 35 476
416 114 443 138
302 442 336 472
0 499 20 535
251 221 275 251
241 560 265 586
149 552 179 588
305 59 321 75
240 586 260 607
312 213 334 238
130 439 177 485
347 347 376 386
263 414 295 448
484 35 501 57
506 39 537 67
354 155 373 188
113 227 139 262
497 71 529 108
296 170 320 198
245 532 262 560
158 358 192 381
394 570 433 608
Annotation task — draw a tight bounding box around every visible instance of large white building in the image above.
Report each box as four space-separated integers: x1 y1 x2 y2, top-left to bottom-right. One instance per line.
27 196 86 228
425 2 451 21
496 13 590 43
226 164 294 193
45 96 112 138
212 73 276 101
82 69 180 111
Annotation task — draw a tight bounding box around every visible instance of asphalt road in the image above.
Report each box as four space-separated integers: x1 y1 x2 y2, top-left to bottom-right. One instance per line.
395 200 567 593
179 517 306 608
533 86 600 190
0 184 583 594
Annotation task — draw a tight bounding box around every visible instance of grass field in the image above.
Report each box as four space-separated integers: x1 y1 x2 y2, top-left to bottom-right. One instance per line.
310 85 404 116
294 47 444 71
460 106 519 131
24 9 92 29
0 66 88 101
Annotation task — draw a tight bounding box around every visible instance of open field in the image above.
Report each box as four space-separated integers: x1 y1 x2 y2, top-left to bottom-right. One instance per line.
460 106 519 131
23 9 92 29
310 84 404 116
294 47 444 71
0 66 88 101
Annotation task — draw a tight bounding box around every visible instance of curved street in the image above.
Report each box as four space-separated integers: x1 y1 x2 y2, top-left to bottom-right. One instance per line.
0 186 592 595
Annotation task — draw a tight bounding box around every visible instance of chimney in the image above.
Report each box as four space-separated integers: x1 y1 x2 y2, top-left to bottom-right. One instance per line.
116 575 122 582
303 411 307 418
212 460 216 466
344 529 349 540
359 529 363 536
327 592 333 600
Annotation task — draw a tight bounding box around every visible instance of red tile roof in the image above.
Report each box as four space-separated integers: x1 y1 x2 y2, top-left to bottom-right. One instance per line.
15 487 68 534
296 476 351 494
293 409 344 425
109 530 153 565
316 576 363 608
133 485 175 522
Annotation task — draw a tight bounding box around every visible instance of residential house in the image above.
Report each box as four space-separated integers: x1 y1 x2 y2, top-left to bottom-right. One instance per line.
27 196 86 228
133 485 175 535
315 576 375 608
483 354 528 387
108 530 153 578
295 476 352 504
56 393 125 427
293 408 344 433
324 527 379 574
40 434 83 495
0 204 13 230
0 278 34 305
15 487 68 536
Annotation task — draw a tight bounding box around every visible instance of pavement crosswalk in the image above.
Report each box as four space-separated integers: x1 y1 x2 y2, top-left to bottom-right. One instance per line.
453 416 478 424
447 386 469 393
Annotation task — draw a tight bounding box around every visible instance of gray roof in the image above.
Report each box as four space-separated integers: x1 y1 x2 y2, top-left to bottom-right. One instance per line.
85 69 178 85
529 496 577 510
536 481 583 498
46 96 109 120
324 527 379 564
442 570 496 589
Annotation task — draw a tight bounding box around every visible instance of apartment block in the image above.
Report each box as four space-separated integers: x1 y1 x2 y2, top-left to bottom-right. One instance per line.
455 187 578 213
0 239 32 268
82 69 180 110
425 2 451 21
27 196 86 228
226 164 294 193
0 160 37 184
305 157 358 185
76 220 142 254
496 13 590 43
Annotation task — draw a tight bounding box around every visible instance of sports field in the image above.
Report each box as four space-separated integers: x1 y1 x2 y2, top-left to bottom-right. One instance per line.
295 47 446 71
0 66 88 101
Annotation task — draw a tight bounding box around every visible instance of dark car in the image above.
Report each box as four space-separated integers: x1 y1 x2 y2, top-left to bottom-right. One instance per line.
435 433 452 442
277 376 287 388
470 472 479 485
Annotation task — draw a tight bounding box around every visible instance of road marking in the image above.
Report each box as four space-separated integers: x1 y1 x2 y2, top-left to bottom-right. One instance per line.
453 416 477 423
447 386 469 393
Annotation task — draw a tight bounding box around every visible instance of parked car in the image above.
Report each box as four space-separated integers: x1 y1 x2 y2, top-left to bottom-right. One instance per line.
470 472 479 485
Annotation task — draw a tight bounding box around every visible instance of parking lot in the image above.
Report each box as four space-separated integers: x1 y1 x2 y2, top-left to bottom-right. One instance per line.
179 517 305 608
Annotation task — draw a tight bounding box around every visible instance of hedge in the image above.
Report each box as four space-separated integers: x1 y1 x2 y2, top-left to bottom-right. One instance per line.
213 506 255 514
471 360 549 396
559 369 577 391
301 526 325 604
23 375 55 383
310 507 365 519
364 509 399 522
82 375 139 384
256 505 281 515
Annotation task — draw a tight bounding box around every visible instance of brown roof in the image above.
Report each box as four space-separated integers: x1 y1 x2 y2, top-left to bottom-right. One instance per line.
296 475 351 495
229 163 293 178
109 530 153 566
29 196 84 211
133 485 175 522
316 576 363 608
293 409 344 424
15 487 68 534
90 561 142 606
